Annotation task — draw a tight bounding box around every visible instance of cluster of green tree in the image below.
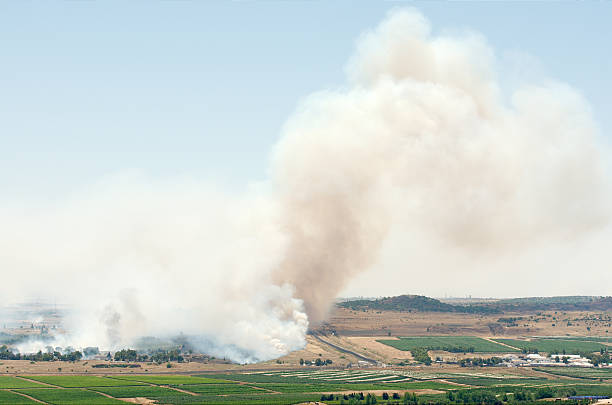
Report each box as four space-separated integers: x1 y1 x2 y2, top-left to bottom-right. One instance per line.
551 355 571 364
331 392 418 404
496 317 523 323
381 392 403 401
446 390 500 404
113 349 149 362
342 392 364 401
91 363 141 368
410 347 432 365
325 386 607 404
400 392 419 404
581 348 610 366
444 387 583 404
321 393 367 402
496 317 522 326
324 392 404 404
0 346 82 361
366 393 380 404
459 356 503 367
149 349 184 363
299 358 332 366
113 348 184 363
0 345 23 360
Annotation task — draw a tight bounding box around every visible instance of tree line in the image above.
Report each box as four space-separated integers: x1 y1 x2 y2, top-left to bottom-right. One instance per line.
113 348 184 363
0 345 82 362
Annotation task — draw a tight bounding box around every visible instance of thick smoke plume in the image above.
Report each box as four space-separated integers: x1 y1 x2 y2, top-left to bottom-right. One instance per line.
1 9 609 361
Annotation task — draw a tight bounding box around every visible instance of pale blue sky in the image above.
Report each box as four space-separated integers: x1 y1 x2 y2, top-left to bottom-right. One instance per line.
1 1 610 198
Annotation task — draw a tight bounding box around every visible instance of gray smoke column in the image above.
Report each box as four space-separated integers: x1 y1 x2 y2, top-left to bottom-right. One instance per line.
0 9 610 361
271 9 609 322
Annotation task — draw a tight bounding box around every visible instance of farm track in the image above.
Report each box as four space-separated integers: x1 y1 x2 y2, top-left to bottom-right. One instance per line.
238 382 280 394
481 337 520 351
7 389 49 404
159 384 198 396
87 387 125 400
310 333 378 364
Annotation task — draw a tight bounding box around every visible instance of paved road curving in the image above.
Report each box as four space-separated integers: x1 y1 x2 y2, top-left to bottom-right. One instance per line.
310 333 378 364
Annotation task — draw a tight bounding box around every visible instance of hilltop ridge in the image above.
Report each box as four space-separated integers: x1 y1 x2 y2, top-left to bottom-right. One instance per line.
337 294 612 313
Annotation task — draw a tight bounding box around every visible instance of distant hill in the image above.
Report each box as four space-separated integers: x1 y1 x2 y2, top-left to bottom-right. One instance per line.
337 295 499 314
337 295 612 314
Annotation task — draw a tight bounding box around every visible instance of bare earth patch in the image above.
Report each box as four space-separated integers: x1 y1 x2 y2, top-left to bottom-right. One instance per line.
344 336 413 361
120 398 157 404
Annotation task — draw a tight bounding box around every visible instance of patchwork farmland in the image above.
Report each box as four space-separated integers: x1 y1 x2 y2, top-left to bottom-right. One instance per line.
0 370 610 404
0 295 609 403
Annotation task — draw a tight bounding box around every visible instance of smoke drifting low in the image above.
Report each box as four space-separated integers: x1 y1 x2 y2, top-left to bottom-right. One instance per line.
3 179 307 362
1 9 609 361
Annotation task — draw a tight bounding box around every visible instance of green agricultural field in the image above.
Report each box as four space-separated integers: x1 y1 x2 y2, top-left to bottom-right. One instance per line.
534 367 612 380
17 388 125 404
22 375 146 387
377 336 516 352
247 383 386 393
558 384 612 396
6 374 612 405
195 380 455 394
251 383 357 393
198 370 413 385
394 381 460 390
198 372 322 384
179 383 265 394
441 376 551 386
110 375 232 385
152 393 324 405
493 338 608 353
90 385 189 397
0 390 39 404
0 376 48 388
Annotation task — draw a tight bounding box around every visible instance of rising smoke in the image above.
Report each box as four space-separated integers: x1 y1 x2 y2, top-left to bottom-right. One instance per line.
1 9 610 362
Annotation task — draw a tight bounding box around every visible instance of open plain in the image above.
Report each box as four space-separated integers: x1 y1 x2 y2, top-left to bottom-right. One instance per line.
1 296 610 404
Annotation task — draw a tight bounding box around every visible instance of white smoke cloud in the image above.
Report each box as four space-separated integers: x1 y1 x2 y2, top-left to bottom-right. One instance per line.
2 175 307 362
1 8 610 361
272 9 609 320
